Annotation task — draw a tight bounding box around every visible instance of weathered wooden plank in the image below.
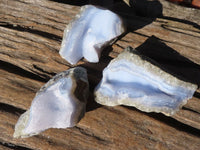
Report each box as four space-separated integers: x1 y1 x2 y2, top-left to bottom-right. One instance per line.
0 68 42 110
123 0 200 24
0 0 200 149
0 0 79 37
1 102 200 150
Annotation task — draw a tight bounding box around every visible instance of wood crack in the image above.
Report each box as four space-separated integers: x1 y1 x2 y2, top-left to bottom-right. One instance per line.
0 60 46 82
182 107 200 115
161 24 200 38
0 140 33 150
0 103 26 116
110 106 200 137
75 126 110 144
0 22 61 41
161 16 200 30
147 112 200 138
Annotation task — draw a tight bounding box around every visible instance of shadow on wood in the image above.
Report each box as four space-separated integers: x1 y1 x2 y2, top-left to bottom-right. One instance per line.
124 106 200 138
80 46 114 112
0 103 25 116
128 0 163 17
136 35 200 87
0 61 47 82
161 16 200 30
49 0 89 6
194 91 200 98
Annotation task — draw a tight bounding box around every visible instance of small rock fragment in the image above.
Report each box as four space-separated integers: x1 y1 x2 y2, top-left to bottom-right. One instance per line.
59 5 125 65
94 47 197 116
14 67 89 138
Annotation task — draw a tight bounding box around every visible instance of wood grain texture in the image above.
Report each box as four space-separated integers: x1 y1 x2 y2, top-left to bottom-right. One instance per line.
0 0 200 149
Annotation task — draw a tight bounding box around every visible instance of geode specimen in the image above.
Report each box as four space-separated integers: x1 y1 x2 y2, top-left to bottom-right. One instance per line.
94 47 197 116
14 67 89 138
59 5 125 65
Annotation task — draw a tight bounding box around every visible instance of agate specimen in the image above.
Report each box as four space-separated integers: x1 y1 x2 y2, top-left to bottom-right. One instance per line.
14 67 89 138
59 5 125 65
94 47 197 116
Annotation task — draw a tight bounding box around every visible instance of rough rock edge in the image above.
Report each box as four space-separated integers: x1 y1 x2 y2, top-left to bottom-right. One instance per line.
13 67 89 138
13 110 31 138
115 47 197 91
38 67 88 95
95 47 197 116
59 5 126 65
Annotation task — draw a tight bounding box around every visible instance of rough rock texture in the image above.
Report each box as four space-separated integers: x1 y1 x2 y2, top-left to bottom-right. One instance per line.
95 47 197 116
14 67 89 138
0 0 200 149
59 5 125 65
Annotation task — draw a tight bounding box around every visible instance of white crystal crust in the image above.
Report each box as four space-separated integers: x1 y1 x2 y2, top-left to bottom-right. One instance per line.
59 5 125 65
94 47 197 116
